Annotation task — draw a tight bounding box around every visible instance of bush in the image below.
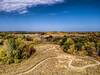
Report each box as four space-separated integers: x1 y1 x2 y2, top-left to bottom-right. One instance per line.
18 34 25 39
0 36 2 39
45 35 53 42
0 48 7 60
32 37 41 44
58 39 65 46
78 50 88 56
7 38 16 50
66 38 74 45
22 52 30 59
14 59 21 63
75 42 83 50
67 44 77 54
13 50 22 59
5 34 13 39
1 38 36 64
28 44 36 55
0 39 3 45
25 36 33 41
6 57 14 64
97 41 100 56
15 37 25 49
62 44 70 52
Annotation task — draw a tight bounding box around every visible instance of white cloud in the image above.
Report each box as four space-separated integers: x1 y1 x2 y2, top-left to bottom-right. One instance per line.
0 0 64 14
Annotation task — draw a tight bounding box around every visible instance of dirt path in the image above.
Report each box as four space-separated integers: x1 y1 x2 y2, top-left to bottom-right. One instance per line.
17 54 100 75
68 58 100 70
16 57 56 75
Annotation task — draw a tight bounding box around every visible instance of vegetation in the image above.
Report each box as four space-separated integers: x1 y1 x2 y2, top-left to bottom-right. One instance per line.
0 34 36 64
0 32 100 64
58 35 100 57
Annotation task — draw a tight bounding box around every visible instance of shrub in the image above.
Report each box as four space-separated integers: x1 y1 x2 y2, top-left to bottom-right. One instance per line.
45 35 53 42
78 50 88 56
5 34 13 39
22 52 30 59
28 44 36 55
3 38 36 64
75 42 83 51
58 39 64 46
32 37 41 44
52 37 61 44
15 37 25 49
62 44 70 52
25 36 33 41
13 50 22 59
96 41 100 56
0 48 7 60
67 44 77 54
7 38 16 50
14 59 21 63
84 42 96 56
0 39 3 45
18 34 25 39
0 36 2 39
66 38 74 45
6 57 14 64
62 36 67 44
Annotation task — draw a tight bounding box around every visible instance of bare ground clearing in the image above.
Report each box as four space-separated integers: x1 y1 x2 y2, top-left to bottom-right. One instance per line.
0 44 100 75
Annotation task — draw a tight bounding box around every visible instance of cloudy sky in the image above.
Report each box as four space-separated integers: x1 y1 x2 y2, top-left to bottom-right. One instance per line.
0 0 100 31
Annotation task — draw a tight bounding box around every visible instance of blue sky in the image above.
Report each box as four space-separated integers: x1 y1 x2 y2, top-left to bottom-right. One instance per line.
0 0 100 31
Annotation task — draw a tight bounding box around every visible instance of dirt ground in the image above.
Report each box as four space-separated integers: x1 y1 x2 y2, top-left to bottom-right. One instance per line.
0 44 100 75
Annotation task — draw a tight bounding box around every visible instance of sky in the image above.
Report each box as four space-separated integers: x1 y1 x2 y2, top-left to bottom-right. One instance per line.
0 0 100 32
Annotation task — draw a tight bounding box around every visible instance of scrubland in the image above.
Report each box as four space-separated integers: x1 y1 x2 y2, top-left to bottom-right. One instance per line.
0 32 100 75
